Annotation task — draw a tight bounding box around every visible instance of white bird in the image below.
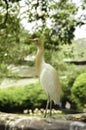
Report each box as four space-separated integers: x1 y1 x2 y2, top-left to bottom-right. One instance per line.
32 38 62 117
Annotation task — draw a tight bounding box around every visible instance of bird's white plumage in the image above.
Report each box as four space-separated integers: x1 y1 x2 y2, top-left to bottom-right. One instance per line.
33 38 62 117
40 62 62 104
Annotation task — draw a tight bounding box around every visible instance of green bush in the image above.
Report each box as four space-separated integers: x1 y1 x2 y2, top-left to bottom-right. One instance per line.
0 83 47 113
71 73 86 110
61 66 86 108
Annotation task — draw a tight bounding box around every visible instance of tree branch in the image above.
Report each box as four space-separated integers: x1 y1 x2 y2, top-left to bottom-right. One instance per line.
4 0 9 25
0 0 9 28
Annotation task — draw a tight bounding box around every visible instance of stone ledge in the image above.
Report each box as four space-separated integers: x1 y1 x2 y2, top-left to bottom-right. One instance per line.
0 112 86 130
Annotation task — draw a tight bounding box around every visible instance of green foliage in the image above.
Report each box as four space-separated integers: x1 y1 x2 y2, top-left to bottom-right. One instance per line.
26 0 78 46
0 1 21 64
9 0 21 2
0 1 32 66
0 0 86 79
60 64 86 109
0 1 33 77
0 83 47 113
71 73 86 110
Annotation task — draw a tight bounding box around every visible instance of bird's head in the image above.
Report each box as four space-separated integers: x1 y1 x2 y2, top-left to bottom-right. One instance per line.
31 38 44 49
33 38 40 45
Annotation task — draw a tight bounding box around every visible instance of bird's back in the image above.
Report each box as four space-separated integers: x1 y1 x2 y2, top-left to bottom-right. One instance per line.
40 63 62 104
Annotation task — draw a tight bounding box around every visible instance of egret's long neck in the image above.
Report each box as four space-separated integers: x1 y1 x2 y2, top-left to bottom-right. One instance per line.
35 45 44 76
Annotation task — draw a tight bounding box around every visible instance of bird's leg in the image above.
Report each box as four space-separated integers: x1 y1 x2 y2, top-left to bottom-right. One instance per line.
44 96 50 118
50 100 52 117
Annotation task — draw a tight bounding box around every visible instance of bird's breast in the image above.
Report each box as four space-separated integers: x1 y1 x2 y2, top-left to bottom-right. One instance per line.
39 63 62 103
40 64 56 91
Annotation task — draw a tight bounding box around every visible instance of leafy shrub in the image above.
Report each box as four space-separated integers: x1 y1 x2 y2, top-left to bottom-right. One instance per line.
71 73 86 110
61 65 83 107
0 83 47 113
61 66 86 108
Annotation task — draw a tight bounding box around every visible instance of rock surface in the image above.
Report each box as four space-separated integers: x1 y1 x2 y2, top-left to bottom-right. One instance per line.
0 112 86 130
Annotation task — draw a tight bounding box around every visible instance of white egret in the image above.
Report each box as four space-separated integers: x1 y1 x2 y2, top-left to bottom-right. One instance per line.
32 38 62 117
